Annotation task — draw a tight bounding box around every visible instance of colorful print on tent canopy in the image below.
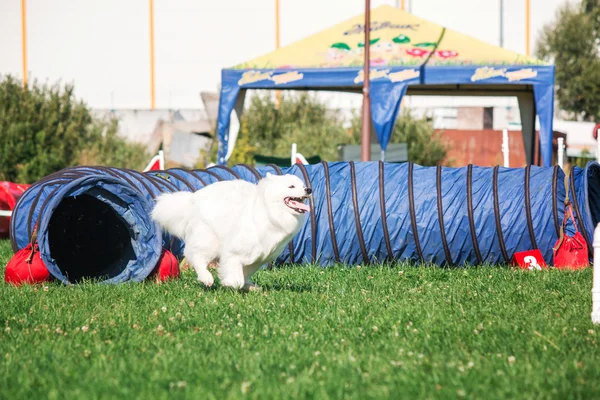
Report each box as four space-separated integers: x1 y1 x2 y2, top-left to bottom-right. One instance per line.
435 50 459 60
219 6 555 167
233 5 546 70
414 42 437 47
392 34 411 44
406 48 430 58
357 38 381 47
325 42 353 67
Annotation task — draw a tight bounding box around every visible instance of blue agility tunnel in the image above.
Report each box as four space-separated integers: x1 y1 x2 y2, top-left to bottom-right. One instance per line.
8 161 600 283
9 167 164 284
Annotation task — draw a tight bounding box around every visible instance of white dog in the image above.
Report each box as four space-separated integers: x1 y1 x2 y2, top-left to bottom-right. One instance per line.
151 173 311 290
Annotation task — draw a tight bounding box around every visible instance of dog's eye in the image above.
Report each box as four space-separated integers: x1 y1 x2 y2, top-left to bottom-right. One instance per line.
288 185 295 189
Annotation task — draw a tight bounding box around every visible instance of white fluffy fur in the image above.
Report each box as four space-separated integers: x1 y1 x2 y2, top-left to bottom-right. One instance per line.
151 173 309 290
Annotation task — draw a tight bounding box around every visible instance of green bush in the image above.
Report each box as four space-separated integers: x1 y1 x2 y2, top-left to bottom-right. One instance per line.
568 148 595 168
198 91 354 167
349 109 448 166
197 119 258 169
0 75 148 183
242 91 353 161
77 118 150 171
204 91 448 167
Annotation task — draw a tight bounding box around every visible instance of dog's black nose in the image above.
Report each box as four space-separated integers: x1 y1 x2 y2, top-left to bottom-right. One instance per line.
305 187 312 195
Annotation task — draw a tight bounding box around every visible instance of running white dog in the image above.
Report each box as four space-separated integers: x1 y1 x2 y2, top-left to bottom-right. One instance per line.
151 173 311 291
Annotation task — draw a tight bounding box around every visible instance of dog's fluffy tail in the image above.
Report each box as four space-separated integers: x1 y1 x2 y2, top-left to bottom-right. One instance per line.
151 191 194 239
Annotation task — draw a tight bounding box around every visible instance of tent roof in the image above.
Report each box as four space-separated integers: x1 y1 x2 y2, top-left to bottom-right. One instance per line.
232 5 547 70
217 5 555 167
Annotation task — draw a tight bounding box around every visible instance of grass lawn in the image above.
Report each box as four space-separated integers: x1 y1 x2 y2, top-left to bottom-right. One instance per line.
0 239 599 399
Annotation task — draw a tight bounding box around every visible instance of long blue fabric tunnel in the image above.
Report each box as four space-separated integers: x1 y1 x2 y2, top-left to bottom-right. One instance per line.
8 161 600 284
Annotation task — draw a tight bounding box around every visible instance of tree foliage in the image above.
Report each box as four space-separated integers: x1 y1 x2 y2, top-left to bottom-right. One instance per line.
201 91 448 167
0 75 148 183
536 1 600 120
197 91 352 168
77 118 150 171
240 91 353 161
348 109 448 166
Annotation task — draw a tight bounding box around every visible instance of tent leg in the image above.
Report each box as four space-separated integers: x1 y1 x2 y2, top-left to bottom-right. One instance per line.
517 92 536 165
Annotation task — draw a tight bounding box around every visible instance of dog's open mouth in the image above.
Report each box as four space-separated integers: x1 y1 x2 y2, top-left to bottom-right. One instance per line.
284 196 310 214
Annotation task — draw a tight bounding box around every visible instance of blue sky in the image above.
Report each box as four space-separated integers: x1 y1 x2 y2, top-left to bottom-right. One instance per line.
0 0 574 109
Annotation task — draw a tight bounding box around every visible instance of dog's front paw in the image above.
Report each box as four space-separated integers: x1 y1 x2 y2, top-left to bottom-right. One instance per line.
197 271 214 287
220 277 246 290
242 282 261 293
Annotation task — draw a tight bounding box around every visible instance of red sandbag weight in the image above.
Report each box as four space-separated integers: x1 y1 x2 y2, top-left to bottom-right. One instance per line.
5 242 50 286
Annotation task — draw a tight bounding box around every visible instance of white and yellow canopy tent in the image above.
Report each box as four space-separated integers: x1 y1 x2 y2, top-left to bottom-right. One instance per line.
216 5 554 166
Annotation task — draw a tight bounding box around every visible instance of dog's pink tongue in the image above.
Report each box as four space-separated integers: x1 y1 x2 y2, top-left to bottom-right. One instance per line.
290 199 310 212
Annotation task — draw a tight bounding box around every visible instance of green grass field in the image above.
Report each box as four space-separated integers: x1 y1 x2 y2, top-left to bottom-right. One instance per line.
1 239 599 399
